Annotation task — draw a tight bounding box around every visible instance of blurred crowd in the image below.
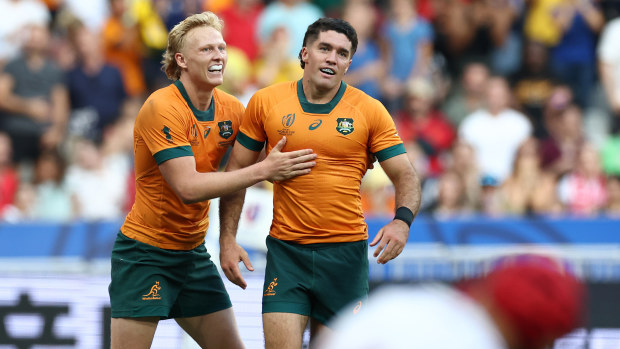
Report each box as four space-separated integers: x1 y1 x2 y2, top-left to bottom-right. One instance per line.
0 0 619 223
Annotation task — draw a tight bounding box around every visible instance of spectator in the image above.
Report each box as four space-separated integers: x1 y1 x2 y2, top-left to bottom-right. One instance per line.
511 40 556 139
0 0 50 65
319 254 586 349
2 182 36 222
448 139 482 210
341 0 384 99
380 0 434 111
432 170 472 219
598 13 620 134
31 149 74 222
604 174 620 217
217 0 263 62
459 76 532 184
256 0 323 62
0 23 69 165
0 132 18 216
66 22 128 143
549 0 604 108
102 0 147 98
557 142 607 216
65 137 130 221
498 138 561 216
395 77 455 176
442 61 489 127
540 103 585 177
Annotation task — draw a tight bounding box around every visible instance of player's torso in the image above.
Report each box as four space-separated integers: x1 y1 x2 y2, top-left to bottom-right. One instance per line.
126 84 242 249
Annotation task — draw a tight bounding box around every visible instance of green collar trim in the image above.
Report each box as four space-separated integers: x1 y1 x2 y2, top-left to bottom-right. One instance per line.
296 79 346 114
174 80 215 121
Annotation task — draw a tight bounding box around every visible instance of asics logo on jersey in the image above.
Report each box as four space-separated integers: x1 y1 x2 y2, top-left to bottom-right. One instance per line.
204 127 211 138
264 278 278 296
142 281 162 300
309 119 322 130
282 114 296 128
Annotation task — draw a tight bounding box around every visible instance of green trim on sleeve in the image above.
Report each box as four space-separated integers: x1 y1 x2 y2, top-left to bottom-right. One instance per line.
153 146 194 165
374 143 406 162
237 131 264 152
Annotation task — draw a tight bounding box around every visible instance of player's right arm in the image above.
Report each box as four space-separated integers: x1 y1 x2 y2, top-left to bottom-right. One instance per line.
159 136 314 204
218 141 266 289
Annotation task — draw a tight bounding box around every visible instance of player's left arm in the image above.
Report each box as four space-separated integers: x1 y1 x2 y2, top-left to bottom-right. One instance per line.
370 153 421 264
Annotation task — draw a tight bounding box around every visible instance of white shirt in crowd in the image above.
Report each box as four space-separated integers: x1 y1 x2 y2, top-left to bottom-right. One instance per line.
459 108 532 183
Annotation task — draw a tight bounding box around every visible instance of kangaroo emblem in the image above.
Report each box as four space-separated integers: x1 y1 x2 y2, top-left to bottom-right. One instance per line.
264 278 278 296
142 281 162 300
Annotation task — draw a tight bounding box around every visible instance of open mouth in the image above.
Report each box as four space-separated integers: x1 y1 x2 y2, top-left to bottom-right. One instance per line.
320 68 335 76
208 64 223 73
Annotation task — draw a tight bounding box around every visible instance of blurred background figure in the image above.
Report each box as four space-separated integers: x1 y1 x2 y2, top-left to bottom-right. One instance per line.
442 61 490 127
0 23 68 167
0 0 50 66
604 174 620 217
395 77 455 177
257 0 322 62
318 253 586 349
598 11 620 135
540 103 585 178
66 21 128 143
459 76 532 184
65 136 130 222
557 142 607 216
547 0 603 109
31 149 73 222
217 0 263 62
431 169 473 219
102 0 147 99
380 0 434 112
498 138 561 216
0 132 18 217
341 0 384 100
510 40 556 139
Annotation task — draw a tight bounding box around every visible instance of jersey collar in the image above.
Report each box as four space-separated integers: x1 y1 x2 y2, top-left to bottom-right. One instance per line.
174 80 215 121
296 79 347 114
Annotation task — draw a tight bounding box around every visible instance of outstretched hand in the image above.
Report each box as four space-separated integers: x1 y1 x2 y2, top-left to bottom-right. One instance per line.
370 219 409 264
263 136 317 181
220 240 254 289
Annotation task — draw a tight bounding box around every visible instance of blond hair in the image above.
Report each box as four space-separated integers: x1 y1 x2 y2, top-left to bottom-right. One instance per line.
161 12 223 80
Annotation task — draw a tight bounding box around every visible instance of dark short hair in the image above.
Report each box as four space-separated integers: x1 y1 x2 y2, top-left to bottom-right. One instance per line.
298 18 358 69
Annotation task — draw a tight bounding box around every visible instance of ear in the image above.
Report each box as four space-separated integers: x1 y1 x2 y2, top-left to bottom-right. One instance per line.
175 52 187 69
300 47 309 64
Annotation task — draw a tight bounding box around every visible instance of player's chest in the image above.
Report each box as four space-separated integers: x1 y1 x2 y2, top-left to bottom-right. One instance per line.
265 110 369 155
188 118 237 168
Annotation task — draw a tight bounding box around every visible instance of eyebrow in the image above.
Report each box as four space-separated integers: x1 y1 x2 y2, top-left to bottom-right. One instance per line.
318 42 350 56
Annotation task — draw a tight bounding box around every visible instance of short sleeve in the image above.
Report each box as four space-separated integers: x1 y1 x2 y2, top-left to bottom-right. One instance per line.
238 92 267 152
135 97 193 165
367 99 406 162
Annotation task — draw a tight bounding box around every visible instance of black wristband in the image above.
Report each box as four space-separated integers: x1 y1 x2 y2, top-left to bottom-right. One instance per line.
393 206 414 227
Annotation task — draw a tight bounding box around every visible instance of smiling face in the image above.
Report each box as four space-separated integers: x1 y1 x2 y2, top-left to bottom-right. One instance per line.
177 25 227 89
300 30 353 95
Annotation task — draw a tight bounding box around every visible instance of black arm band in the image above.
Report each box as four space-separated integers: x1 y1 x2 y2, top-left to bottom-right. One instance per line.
393 206 414 227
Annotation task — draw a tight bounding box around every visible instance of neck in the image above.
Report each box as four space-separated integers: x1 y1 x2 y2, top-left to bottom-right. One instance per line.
179 76 214 111
302 78 340 104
